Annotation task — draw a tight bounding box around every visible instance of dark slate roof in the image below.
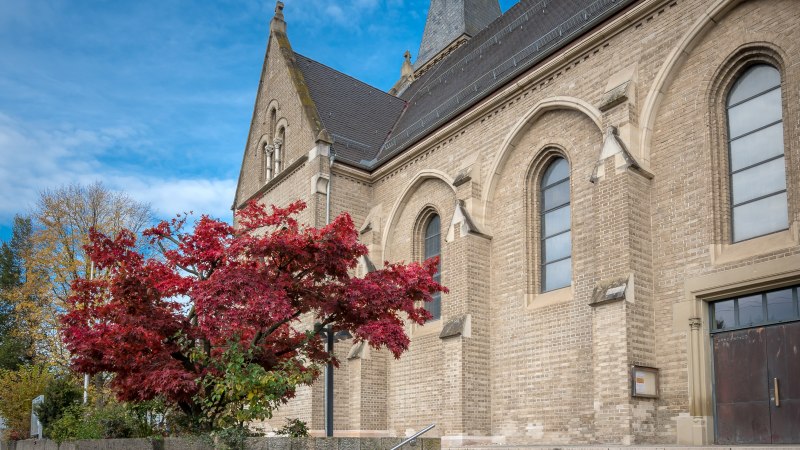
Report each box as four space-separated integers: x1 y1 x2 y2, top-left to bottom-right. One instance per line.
293 0 637 170
371 0 637 166
294 53 406 165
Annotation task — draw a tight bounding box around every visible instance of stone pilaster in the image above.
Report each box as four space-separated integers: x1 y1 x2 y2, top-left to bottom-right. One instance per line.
589 126 656 443
438 172 492 445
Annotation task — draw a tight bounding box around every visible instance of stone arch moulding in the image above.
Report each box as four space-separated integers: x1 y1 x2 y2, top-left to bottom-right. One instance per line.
275 117 289 134
639 0 747 167
381 170 456 261
481 96 602 232
266 99 280 114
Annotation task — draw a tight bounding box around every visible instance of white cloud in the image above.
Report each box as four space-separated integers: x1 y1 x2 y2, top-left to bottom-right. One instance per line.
0 113 235 226
118 177 235 222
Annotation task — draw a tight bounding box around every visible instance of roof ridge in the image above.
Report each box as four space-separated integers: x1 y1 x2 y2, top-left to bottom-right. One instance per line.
294 52 406 104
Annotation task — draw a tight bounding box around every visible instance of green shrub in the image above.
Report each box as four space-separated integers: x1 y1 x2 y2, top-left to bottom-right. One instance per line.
275 418 308 438
48 405 102 443
47 403 156 443
35 376 82 437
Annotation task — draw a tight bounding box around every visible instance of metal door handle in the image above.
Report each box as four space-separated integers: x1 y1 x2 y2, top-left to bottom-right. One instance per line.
774 378 780 407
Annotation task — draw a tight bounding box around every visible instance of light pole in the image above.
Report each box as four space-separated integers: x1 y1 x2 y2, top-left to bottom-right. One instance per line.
318 324 351 437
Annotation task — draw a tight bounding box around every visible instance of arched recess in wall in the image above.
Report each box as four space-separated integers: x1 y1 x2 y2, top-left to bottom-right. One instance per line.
381 170 456 261
255 134 270 183
481 96 602 232
266 99 280 138
639 0 749 166
705 43 790 247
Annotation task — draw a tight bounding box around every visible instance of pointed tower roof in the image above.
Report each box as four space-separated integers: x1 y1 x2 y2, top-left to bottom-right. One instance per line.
415 0 501 72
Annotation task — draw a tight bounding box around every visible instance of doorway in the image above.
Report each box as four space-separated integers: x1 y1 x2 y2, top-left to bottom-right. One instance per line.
711 285 800 444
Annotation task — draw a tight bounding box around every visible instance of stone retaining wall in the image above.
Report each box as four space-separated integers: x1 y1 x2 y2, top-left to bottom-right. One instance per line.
1 438 440 450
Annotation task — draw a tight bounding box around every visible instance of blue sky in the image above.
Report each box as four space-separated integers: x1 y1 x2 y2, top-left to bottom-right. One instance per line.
0 0 517 241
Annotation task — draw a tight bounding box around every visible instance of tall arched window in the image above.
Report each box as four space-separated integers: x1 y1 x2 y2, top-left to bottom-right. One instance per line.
274 127 285 174
269 108 277 141
424 214 441 321
727 64 788 242
540 157 571 292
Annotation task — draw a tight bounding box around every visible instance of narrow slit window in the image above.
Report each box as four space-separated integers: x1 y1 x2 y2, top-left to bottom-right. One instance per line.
423 214 441 321
540 157 571 292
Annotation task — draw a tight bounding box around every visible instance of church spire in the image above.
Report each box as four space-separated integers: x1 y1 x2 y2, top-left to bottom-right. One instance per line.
415 0 501 74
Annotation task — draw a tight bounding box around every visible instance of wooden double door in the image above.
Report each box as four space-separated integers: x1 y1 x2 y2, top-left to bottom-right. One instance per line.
713 321 800 444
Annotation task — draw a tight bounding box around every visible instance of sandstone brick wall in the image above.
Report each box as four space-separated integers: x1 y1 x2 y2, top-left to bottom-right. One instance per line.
235 31 318 211
239 0 800 444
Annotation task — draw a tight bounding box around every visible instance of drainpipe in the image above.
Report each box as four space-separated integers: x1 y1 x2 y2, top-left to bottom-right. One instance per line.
324 145 335 437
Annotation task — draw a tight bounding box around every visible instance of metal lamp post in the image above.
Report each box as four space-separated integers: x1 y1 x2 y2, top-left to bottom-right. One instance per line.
319 324 352 437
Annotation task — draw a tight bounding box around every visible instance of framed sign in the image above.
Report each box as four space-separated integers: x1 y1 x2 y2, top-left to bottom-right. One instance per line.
631 366 659 398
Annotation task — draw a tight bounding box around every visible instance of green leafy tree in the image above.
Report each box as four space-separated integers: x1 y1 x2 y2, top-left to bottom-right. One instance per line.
0 365 52 440
0 216 35 370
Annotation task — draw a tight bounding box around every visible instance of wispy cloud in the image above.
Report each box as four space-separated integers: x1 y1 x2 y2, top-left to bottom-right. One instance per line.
0 113 235 225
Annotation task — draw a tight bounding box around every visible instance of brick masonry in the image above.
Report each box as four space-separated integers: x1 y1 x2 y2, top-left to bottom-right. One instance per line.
236 0 800 445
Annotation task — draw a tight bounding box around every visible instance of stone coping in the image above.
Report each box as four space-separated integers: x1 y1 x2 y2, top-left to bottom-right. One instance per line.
2 437 441 450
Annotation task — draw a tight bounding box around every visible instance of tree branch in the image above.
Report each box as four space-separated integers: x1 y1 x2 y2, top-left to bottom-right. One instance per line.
251 310 302 348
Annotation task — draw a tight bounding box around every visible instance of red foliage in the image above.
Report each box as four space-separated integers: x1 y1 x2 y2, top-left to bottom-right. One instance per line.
62 201 444 416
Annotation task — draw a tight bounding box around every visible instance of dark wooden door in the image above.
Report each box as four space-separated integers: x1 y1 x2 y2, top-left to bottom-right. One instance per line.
766 321 800 444
714 322 800 444
713 327 771 444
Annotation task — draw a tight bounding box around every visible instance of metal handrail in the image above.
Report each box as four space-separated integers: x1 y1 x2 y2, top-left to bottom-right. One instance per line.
390 424 436 450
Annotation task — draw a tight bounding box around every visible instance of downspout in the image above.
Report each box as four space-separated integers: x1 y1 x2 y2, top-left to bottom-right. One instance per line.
325 148 335 225
324 144 335 437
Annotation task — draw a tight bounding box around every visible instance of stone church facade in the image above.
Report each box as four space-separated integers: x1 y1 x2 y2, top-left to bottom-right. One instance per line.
233 0 800 446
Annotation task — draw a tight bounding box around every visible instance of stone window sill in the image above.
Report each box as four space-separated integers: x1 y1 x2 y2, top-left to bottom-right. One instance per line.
711 224 798 266
526 285 572 310
412 318 443 338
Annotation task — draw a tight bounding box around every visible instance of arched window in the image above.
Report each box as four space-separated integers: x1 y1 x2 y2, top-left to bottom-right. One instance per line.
423 214 441 321
727 64 788 242
274 127 285 174
269 108 277 141
540 157 571 292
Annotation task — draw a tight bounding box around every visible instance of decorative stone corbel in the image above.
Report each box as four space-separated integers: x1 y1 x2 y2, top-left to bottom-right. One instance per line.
347 341 370 360
446 200 486 242
590 126 651 183
596 64 650 168
590 274 634 306
359 204 383 265
439 314 472 339
451 153 488 231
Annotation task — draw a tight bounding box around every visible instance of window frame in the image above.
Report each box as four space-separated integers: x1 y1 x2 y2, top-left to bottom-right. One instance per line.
725 63 789 243
422 212 442 321
706 47 796 253
525 147 573 297
539 156 572 293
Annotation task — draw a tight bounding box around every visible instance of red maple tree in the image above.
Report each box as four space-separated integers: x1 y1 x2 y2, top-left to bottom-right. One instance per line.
62 201 444 427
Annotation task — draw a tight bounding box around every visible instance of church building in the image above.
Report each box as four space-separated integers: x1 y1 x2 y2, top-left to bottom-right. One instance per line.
233 0 800 445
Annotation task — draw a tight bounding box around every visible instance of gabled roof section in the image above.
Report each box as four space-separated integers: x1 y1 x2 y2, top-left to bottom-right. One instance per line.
294 54 406 166
369 0 637 167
